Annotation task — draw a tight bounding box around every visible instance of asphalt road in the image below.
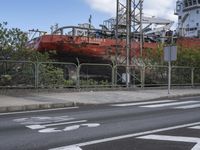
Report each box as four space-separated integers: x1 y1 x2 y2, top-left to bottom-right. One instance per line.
1 96 200 150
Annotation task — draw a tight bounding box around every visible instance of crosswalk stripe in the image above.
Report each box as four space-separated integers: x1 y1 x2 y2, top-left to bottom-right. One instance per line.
174 103 200 109
111 100 176 107
140 101 199 108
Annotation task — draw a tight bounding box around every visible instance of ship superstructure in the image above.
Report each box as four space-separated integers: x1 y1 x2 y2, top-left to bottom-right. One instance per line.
175 0 200 37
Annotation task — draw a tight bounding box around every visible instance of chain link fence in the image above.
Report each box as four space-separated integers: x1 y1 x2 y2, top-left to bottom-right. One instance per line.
78 63 113 88
114 65 143 87
0 61 35 88
144 65 168 86
37 62 77 88
0 60 199 89
194 68 200 86
171 66 193 86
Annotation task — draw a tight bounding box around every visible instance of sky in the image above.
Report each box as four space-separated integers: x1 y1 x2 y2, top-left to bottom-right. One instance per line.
0 0 177 33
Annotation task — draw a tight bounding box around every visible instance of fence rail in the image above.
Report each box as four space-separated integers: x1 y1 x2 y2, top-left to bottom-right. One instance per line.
0 60 199 89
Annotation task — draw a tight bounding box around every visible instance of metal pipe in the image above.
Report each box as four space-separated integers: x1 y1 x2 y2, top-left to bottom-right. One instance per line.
115 0 119 65
140 0 143 57
126 0 132 88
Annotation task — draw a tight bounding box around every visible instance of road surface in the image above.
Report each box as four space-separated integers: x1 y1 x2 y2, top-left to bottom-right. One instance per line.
1 96 200 150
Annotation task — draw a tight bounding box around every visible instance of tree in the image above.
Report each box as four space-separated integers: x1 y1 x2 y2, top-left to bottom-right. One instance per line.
174 47 200 67
0 22 28 60
0 22 52 62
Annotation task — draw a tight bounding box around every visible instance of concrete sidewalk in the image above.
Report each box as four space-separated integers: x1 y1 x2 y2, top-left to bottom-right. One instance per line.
0 89 200 113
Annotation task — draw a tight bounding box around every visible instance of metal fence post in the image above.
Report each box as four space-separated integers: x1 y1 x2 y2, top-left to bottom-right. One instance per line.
141 65 145 88
77 64 80 89
36 62 40 89
34 62 37 89
191 67 194 87
112 65 115 87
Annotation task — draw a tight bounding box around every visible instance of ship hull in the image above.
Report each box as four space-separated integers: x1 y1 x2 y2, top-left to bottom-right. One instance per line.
31 34 200 63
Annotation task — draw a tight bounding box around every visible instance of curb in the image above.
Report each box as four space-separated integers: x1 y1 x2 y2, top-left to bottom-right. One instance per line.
0 102 76 113
0 93 200 113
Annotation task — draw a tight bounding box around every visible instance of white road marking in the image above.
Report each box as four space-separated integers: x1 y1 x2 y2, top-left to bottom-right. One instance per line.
81 123 100 128
174 103 200 109
111 100 176 107
63 125 80 131
137 134 200 150
54 146 82 150
49 121 200 150
27 120 87 129
0 107 79 116
39 128 62 133
38 123 101 133
189 126 200 129
27 125 46 129
141 101 199 108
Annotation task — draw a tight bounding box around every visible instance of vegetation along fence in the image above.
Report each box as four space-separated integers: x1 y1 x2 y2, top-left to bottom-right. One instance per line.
0 60 200 89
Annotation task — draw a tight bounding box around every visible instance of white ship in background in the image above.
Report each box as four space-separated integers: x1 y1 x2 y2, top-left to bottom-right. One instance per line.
175 0 200 37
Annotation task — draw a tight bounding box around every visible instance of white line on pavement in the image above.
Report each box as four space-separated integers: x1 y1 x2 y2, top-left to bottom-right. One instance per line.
111 100 176 107
39 128 62 133
0 107 79 116
53 146 82 150
49 121 200 150
189 126 200 129
137 134 200 150
174 104 200 109
141 101 199 108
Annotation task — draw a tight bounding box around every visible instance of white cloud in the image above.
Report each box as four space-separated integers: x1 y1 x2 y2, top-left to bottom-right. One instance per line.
84 0 177 23
84 0 116 15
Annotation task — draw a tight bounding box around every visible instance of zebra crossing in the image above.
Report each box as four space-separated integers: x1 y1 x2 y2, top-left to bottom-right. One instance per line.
111 99 200 110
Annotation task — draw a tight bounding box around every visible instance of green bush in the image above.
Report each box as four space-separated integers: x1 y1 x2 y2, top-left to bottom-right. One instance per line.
0 74 12 86
39 65 65 88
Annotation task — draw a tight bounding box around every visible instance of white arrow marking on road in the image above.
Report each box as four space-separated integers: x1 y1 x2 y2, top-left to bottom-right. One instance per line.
111 100 176 107
39 128 62 133
26 124 46 129
26 120 87 129
137 134 200 150
81 123 100 128
63 125 80 131
54 146 82 150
